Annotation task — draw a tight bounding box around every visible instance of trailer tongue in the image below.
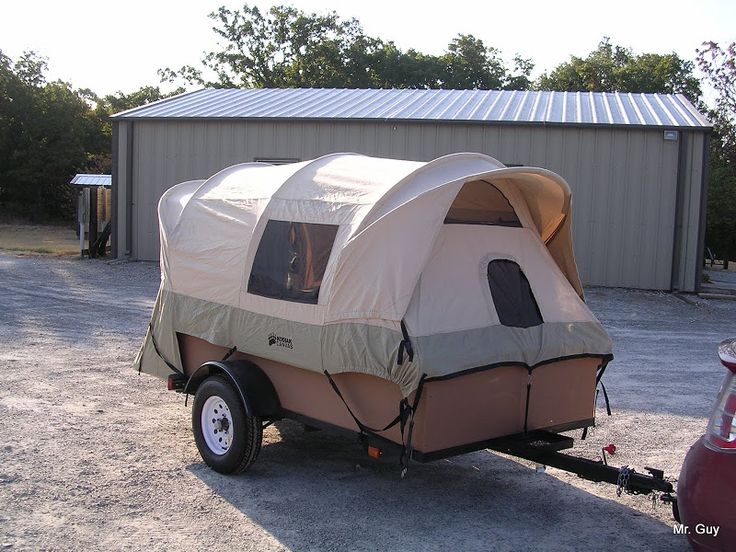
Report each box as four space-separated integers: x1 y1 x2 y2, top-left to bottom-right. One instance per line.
488 430 675 498
360 427 677 513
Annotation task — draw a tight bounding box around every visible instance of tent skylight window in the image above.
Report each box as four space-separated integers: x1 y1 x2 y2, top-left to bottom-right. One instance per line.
445 180 521 227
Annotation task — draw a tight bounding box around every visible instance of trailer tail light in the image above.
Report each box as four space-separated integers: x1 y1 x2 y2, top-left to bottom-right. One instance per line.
705 371 736 451
167 373 187 392
367 446 382 459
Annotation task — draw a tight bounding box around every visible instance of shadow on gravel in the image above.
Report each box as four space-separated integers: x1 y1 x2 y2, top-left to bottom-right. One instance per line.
188 421 686 552
585 286 736 418
0 254 158 345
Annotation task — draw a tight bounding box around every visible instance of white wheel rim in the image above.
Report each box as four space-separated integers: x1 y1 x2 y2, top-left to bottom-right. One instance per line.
201 395 234 455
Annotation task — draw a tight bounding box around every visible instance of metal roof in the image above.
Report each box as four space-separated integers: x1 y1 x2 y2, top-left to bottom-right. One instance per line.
69 174 112 187
112 88 711 129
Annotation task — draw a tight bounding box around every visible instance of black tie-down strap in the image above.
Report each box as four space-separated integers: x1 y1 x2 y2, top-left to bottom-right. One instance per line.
598 381 612 416
146 322 237 374
324 371 427 477
146 322 184 376
582 359 613 440
399 374 426 478
397 320 414 365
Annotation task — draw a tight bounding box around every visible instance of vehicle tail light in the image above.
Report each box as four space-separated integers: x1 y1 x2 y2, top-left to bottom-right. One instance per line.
167 373 187 391
705 371 736 451
719 338 736 373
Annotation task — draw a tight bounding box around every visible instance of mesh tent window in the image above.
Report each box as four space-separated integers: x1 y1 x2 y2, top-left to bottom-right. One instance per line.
248 220 338 304
487 260 543 328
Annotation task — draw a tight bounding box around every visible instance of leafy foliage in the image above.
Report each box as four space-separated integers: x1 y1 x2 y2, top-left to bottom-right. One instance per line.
706 126 736 264
0 50 179 221
159 4 533 90
696 42 736 262
0 51 92 220
698 42 736 120
538 38 702 102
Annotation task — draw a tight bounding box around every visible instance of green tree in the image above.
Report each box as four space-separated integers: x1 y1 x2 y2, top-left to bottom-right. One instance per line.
538 38 701 102
440 34 506 89
160 4 532 90
160 4 373 88
698 41 736 118
13 50 48 87
505 56 535 91
99 85 185 167
0 47 184 222
705 122 736 267
0 50 35 214
0 51 96 220
697 42 736 265
103 85 182 114
0 50 174 221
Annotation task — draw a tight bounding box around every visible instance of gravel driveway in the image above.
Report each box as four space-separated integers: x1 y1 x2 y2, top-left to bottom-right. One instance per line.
1 252 733 551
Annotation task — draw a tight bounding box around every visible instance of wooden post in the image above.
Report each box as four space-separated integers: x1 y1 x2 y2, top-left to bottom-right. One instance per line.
78 190 85 257
89 187 98 258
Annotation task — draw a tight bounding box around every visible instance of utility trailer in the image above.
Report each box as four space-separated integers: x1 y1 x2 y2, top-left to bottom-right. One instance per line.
137 153 676 507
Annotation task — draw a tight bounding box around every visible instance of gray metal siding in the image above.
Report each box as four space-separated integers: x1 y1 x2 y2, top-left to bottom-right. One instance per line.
112 121 131 257
125 119 699 290
672 132 706 291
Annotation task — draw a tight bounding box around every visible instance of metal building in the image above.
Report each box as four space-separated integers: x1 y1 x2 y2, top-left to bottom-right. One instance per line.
111 88 711 291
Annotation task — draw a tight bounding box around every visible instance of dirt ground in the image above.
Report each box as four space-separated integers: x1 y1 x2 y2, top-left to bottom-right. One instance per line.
1 253 734 551
0 224 79 256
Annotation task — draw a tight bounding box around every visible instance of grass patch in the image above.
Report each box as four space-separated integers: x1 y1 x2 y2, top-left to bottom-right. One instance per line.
0 224 80 256
1 246 55 254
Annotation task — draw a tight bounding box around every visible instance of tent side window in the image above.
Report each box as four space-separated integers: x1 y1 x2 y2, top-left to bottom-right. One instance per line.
487 260 543 328
248 220 339 304
444 180 522 227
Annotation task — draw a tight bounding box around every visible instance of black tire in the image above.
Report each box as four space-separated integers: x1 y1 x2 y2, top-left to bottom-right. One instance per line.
192 375 263 474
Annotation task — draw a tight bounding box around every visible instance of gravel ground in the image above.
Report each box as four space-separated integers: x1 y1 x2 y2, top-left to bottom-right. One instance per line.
1 252 734 551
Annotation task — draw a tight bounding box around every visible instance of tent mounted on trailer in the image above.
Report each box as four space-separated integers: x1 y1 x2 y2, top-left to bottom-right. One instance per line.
136 152 676 505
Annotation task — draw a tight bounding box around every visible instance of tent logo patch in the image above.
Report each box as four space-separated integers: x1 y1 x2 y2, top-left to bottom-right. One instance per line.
268 333 293 349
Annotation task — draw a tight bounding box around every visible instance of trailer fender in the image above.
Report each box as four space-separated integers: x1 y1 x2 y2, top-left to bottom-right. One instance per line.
185 360 281 418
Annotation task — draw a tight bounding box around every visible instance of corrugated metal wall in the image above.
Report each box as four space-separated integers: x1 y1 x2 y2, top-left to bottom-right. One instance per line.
672 132 707 292
115 119 705 290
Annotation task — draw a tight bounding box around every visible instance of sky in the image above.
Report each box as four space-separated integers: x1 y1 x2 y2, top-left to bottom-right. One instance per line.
1 0 734 102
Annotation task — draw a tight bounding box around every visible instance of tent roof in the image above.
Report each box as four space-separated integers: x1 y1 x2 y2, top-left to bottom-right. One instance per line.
168 152 570 243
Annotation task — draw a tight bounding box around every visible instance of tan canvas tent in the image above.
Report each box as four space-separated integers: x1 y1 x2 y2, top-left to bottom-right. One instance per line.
137 152 613 474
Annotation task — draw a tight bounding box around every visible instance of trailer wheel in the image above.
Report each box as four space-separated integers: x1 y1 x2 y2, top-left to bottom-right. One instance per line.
192 376 263 474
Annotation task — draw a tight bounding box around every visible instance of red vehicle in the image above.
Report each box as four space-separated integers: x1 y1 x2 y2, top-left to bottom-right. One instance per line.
677 338 736 551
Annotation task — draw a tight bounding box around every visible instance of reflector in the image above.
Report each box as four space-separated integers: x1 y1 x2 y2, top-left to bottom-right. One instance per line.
367 446 382 459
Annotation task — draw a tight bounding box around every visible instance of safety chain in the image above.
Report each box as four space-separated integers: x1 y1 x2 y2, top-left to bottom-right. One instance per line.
616 465 632 497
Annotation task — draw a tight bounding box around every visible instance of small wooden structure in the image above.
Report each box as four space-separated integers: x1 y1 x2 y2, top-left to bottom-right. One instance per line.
70 174 112 258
